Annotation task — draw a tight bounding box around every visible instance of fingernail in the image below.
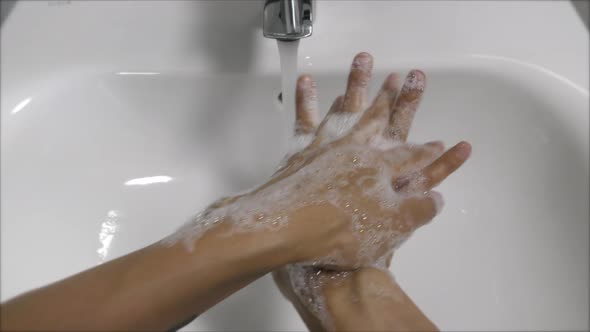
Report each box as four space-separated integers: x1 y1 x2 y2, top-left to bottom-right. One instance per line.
298 75 312 88
385 73 399 90
455 141 472 159
403 70 426 92
408 69 425 80
352 52 373 69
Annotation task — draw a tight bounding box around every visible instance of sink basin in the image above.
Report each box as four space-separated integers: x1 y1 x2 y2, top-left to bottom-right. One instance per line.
1 1 588 331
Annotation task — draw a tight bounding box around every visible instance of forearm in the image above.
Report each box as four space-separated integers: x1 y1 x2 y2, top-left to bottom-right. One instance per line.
1 221 293 331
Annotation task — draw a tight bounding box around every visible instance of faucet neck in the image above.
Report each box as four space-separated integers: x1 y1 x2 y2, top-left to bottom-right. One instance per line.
263 0 313 40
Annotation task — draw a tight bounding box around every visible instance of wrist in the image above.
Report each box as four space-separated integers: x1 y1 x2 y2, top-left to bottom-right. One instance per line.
296 268 398 331
320 268 439 332
164 190 301 266
209 193 346 265
322 268 401 307
190 218 296 274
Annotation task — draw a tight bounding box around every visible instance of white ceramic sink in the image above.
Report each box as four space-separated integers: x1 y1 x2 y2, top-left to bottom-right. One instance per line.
1 1 588 331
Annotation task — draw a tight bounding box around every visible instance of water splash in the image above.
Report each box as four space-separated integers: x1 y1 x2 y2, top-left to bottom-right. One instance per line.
97 210 119 262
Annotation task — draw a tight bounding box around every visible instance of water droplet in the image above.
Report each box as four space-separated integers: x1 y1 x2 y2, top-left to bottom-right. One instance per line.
359 229 365 233
316 270 322 276
377 224 382 229
256 214 265 221
460 209 468 215
352 157 359 164
344 201 351 208
353 208 359 213
361 214 368 221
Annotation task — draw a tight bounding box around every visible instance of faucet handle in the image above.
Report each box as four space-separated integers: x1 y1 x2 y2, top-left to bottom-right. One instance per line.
263 0 313 40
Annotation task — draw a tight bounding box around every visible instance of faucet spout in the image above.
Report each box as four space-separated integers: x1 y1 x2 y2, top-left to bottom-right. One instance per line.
263 0 313 40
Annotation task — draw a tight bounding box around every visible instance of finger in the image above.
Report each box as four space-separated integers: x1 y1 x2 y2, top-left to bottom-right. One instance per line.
373 73 401 111
385 141 445 173
398 142 445 173
327 95 345 115
356 73 401 130
317 95 345 131
312 95 357 146
340 52 373 113
394 141 472 192
295 75 320 135
386 70 426 141
314 96 344 137
397 191 444 232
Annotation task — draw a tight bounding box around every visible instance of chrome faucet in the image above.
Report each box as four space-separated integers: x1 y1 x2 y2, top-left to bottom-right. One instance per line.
263 0 313 40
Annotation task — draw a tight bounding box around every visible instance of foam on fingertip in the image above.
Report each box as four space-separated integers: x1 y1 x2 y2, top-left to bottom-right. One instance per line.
403 70 426 92
351 52 373 73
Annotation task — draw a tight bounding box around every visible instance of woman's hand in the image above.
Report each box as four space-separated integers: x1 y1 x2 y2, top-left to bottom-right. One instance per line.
167 52 470 269
269 53 470 268
273 52 468 330
263 52 470 268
